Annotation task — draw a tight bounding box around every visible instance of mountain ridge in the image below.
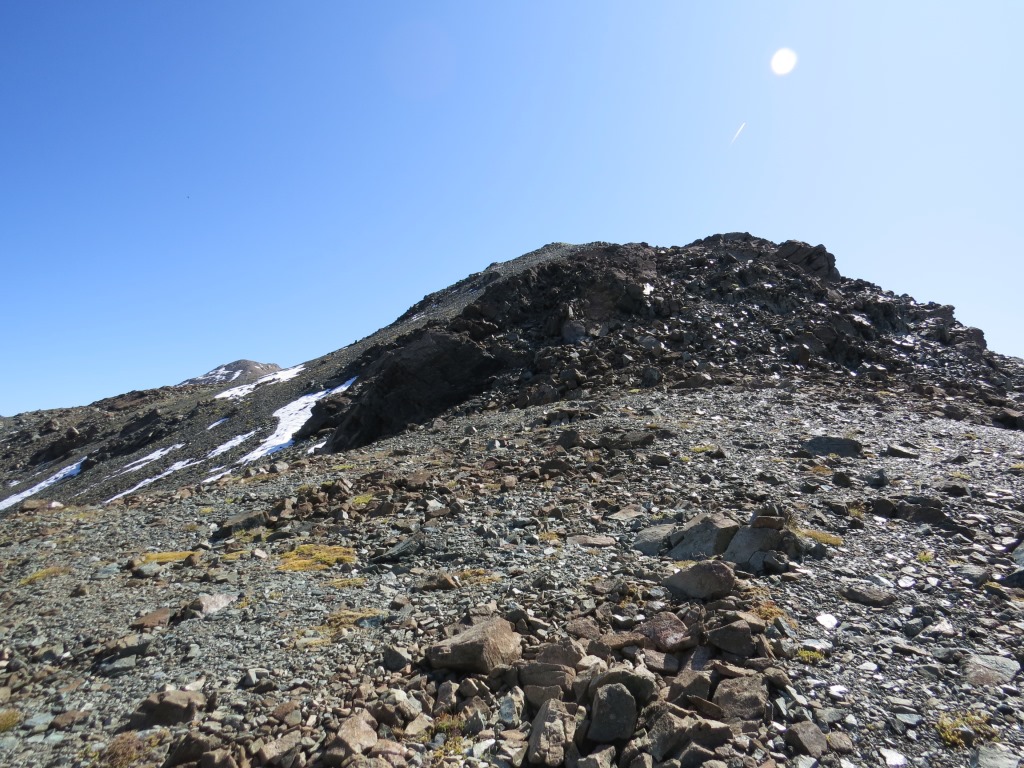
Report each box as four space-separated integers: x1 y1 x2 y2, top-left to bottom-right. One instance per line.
2 235 1021 511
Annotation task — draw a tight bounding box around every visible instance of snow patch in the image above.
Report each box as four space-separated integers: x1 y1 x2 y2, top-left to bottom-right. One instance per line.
202 468 233 484
215 364 306 401
237 377 356 464
643 283 654 296
105 459 200 504
208 430 257 459
307 440 327 455
116 444 184 476
0 460 85 511
207 418 229 430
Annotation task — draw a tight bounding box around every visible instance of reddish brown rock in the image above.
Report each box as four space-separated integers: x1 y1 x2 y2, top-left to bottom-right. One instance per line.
426 617 522 674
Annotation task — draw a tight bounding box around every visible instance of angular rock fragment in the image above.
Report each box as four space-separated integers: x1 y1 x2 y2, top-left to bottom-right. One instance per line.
785 720 828 757
839 583 896 607
666 514 739 561
588 682 637 742
664 560 737 601
131 689 206 727
526 699 578 767
426 617 522 673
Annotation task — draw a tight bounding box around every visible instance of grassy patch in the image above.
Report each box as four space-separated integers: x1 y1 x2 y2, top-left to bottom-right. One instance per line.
916 550 935 564
350 493 374 507
807 464 832 476
322 608 384 634
94 730 156 768
19 565 70 585
796 649 825 665
935 711 998 748
1009 462 1024 474
537 531 560 543
690 444 717 453
753 600 794 626
457 568 500 586
141 550 196 564
797 528 844 546
0 708 20 732
329 577 367 589
277 544 356 572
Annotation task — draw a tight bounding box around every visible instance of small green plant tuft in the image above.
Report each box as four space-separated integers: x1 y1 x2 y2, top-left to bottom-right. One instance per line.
796 649 825 665
753 600 794 626
916 550 935 564
935 711 998 748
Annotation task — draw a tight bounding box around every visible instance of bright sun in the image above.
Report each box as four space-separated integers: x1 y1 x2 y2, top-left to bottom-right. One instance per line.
771 48 798 76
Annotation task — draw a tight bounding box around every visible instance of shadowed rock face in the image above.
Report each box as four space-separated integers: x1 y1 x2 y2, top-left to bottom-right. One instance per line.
324 331 511 452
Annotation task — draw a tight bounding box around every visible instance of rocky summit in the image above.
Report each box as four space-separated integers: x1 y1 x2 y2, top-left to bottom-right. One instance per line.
0 234 1023 768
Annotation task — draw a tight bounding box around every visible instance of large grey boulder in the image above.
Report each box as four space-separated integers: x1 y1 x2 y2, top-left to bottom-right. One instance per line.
722 527 782 568
667 514 740 561
587 682 637 742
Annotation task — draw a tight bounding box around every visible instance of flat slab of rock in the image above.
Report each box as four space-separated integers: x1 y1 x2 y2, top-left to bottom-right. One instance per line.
839 583 896 607
426 617 522 673
722 527 782 568
804 436 862 457
963 654 1021 687
973 744 1021 768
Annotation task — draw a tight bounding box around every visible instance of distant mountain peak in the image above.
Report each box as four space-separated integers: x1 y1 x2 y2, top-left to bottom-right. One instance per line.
178 360 281 387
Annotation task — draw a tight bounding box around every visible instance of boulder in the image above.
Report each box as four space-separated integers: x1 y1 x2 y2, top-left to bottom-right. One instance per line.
664 560 737 600
426 617 521 673
526 699 578 767
666 514 740 561
131 690 206 727
711 674 768 723
588 683 637 743
722 527 782 568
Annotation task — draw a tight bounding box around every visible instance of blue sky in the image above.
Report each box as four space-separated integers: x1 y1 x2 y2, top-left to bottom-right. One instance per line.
2 2 1021 415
